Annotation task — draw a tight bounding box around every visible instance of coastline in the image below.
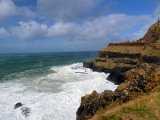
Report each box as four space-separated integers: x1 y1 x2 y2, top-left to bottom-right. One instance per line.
0 52 117 120
76 21 160 120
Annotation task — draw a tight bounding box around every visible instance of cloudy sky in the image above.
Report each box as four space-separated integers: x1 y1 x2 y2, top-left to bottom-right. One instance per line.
0 0 159 53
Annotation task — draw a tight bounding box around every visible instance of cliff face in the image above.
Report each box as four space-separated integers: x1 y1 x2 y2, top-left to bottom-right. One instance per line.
77 21 160 120
83 21 160 85
142 21 160 43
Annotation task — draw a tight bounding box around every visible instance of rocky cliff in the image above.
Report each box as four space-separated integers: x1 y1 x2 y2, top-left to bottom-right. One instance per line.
76 20 160 120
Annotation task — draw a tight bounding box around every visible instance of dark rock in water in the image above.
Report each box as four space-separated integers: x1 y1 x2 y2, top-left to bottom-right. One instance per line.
14 102 23 109
21 107 30 117
92 66 131 73
107 71 126 85
93 67 104 72
83 61 94 69
75 72 88 74
14 103 31 117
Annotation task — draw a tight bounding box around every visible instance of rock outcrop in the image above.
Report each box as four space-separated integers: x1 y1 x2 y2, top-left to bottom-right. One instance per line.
142 21 160 43
83 20 160 84
77 20 160 120
21 107 30 117
14 102 23 109
77 63 157 120
14 102 31 117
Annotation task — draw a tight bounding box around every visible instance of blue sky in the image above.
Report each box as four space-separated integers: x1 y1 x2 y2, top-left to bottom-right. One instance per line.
0 0 159 53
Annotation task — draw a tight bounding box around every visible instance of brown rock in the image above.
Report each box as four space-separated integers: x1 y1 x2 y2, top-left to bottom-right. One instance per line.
76 63 157 120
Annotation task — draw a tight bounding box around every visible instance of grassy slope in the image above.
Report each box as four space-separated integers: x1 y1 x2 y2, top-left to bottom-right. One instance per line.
102 86 160 120
90 23 160 120
101 46 144 54
100 39 160 57
91 82 160 120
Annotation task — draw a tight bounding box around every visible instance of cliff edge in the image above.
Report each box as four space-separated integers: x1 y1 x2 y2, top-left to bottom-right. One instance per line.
77 20 160 120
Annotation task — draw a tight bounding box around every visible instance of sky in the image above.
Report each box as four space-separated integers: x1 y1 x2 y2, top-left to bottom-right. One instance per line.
0 0 160 53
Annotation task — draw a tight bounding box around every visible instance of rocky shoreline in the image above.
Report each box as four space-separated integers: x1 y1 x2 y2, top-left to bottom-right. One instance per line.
77 63 158 120
76 20 160 120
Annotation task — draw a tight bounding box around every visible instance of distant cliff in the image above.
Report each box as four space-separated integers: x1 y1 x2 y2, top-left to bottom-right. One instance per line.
76 20 160 120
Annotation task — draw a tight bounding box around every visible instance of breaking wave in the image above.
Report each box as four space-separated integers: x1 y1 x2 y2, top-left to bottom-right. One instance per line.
0 63 117 120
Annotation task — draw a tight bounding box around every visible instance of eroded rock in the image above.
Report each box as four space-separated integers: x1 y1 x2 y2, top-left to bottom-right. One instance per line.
77 20 160 120
107 71 126 85
21 107 30 117
14 102 23 109
76 63 156 120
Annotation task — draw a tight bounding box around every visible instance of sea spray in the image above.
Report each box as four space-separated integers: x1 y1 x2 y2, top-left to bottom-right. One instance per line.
0 53 117 120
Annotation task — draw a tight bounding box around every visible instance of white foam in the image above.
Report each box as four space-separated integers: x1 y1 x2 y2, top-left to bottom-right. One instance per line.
0 63 117 120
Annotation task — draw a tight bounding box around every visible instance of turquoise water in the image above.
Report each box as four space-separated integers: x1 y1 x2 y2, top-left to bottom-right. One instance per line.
0 52 116 120
0 52 97 81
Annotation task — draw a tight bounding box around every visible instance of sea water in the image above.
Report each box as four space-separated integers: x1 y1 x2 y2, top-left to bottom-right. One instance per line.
0 52 117 120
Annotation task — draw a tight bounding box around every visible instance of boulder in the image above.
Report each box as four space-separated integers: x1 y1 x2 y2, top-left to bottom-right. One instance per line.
83 61 94 69
14 102 23 109
21 107 30 117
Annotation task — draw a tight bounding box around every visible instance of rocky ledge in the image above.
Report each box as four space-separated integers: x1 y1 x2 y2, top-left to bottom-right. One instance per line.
77 20 160 120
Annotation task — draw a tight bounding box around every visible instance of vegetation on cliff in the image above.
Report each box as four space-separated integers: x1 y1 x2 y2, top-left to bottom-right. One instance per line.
87 20 160 84
92 86 160 120
77 20 160 120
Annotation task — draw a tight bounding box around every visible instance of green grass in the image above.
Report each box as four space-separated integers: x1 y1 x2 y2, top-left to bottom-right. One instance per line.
91 85 160 120
102 115 121 120
122 104 157 119
102 46 144 54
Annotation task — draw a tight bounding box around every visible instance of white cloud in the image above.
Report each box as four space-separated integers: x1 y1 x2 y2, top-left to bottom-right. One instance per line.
17 7 35 18
47 14 152 42
9 14 153 45
37 0 100 21
0 0 34 19
11 21 48 40
0 28 9 38
0 0 16 19
48 22 76 38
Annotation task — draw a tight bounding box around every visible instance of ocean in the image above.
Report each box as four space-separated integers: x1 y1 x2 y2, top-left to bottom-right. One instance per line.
0 52 117 120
